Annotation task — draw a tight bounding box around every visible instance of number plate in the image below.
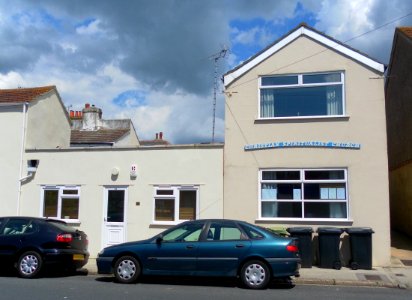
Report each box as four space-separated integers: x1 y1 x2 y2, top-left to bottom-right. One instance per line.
73 254 85 261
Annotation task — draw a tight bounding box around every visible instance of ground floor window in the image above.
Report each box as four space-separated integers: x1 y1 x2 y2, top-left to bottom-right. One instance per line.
42 186 80 221
259 169 348 220
153 186 198 223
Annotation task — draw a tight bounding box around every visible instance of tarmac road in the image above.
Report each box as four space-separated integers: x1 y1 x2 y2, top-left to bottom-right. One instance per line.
0 274 411 300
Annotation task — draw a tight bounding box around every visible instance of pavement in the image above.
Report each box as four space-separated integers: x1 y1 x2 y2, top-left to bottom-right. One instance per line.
84 230 412 289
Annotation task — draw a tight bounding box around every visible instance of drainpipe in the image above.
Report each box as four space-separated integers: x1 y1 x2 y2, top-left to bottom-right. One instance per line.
17 102 29 216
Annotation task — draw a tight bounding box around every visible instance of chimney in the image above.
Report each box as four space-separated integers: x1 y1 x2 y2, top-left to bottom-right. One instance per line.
155 133 159 140
82 103 102 130
159 132 163 140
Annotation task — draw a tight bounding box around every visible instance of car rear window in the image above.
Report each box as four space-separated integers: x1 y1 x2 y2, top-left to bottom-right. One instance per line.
46 220 76 232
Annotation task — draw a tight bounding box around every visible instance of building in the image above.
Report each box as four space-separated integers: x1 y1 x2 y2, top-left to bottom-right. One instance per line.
385 27 412 238
223 23 390 266
0 86 223 257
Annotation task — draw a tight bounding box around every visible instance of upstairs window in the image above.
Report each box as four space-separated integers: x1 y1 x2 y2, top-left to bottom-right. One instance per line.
260 72 344 118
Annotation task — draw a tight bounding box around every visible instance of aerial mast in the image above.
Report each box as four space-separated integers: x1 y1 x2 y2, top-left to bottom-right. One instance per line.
210 46 229 143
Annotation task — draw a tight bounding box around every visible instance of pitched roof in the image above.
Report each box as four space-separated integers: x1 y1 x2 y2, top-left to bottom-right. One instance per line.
70 129 129 145
398 27 412 39
140 139 171 146
0 86 55 104
224 23 385 87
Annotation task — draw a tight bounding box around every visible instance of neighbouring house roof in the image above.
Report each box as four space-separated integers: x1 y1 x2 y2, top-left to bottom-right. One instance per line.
70 129 130 145
140 139 170 146
224 23 385 87
398 27 412 39
0 86 55 104
140 132 170 146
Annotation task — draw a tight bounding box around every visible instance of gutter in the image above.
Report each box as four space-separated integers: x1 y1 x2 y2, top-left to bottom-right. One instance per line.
17 102 29 215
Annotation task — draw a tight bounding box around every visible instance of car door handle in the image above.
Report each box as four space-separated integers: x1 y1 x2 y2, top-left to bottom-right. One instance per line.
186 245 195 249
235 244 245 248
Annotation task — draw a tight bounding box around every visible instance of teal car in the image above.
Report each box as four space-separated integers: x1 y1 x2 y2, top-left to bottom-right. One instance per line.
96 219 300 289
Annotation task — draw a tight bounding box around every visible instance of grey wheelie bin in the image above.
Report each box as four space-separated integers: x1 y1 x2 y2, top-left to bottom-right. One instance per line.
346 227 374 270
287 227 313 268
317 227 344 269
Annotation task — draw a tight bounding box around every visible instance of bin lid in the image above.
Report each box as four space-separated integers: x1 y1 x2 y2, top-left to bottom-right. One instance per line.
345 227 374 234
287 227 313 233
317 227 344 234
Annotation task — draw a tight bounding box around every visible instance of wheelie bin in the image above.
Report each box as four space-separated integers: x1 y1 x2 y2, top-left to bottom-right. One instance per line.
287 227 313 268
317 227 344 269
345 227 374 270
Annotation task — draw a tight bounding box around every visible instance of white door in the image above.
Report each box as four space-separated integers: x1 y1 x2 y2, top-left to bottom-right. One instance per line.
102 187 127 248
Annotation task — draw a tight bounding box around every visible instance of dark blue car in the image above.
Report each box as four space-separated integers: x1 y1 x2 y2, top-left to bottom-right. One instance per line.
97 219 300 289
0 217 89 278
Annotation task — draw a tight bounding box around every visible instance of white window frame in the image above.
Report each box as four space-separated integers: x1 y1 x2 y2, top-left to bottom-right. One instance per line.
258 169 349 221
152 185 199 225
40 185 81 223
258 71 346 120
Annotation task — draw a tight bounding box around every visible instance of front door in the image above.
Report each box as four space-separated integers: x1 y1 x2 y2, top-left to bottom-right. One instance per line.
102 187 127 248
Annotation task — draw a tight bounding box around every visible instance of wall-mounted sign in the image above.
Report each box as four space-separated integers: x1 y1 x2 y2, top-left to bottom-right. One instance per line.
244 141 361 151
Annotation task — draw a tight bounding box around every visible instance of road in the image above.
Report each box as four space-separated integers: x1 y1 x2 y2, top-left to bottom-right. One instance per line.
0 273 411 300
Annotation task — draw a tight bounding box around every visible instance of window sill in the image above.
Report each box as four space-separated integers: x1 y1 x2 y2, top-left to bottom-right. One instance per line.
255 218 354 226
150 220 185 228
255 115 350 124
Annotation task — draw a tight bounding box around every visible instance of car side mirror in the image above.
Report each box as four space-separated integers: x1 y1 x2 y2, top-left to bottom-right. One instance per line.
156 235 163 244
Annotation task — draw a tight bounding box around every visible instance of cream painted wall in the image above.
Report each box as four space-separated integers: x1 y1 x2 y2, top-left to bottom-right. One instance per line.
0 105 25 216
20 145 223 257
224 36 390 265
26 92 71 149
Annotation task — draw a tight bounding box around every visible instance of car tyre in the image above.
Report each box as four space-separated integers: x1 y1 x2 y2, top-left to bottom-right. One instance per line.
17 251 43 278
240 260 270 289
114 256 141 284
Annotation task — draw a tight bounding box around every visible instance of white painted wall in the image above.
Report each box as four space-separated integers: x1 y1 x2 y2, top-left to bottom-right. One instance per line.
20 145 224 257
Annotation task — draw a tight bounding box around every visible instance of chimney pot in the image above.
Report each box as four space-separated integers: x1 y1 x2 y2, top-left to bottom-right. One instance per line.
70 110 74 117
156 133 159 139
159 132 163 140
85 103 90 108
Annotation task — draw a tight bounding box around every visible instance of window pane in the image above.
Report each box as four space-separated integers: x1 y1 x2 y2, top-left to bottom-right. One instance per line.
155 199 175 221
62 189 78 195
157 190 174 195
210 223 243 241
305 170 345 180
107 190 124 222
262 202 302 218
260 85 343 117
44 190 58 218
303 73 341 84
179 190 196 220
304 183 346 200
262 75 298 86
61 198 79 219
262 171 300 180
3 219 31 235
304 202 347 218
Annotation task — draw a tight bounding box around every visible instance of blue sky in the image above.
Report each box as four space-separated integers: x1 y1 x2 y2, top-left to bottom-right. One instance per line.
1 0 412 143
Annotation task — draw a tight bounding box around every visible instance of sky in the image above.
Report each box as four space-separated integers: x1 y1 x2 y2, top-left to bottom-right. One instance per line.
1 0 412 144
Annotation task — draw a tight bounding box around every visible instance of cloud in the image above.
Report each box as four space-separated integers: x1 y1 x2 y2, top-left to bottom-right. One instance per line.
1 0 411 143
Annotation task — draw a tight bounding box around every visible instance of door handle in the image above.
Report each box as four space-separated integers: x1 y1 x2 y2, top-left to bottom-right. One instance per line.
235 244 245 248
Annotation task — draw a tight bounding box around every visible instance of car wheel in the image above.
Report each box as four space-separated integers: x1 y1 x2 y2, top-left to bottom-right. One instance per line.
240 260 270 289
17 251 43 278
114 256 141 284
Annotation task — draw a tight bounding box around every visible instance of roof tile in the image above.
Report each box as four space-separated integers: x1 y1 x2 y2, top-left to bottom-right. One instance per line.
70 129 129 145
0 86 55 103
